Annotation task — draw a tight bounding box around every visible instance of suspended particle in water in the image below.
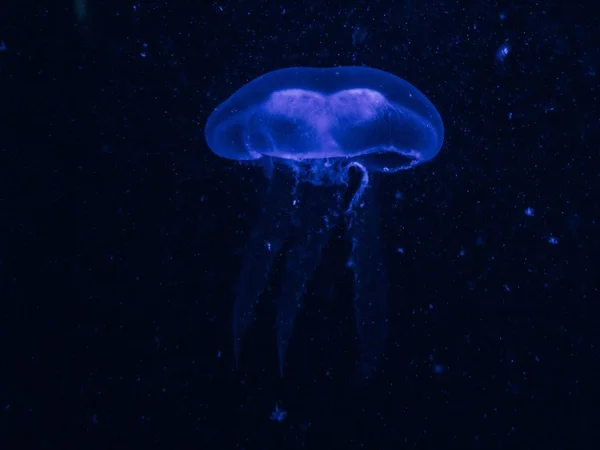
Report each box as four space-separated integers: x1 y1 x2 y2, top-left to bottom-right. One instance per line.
495 43 511 63
270 404 287 422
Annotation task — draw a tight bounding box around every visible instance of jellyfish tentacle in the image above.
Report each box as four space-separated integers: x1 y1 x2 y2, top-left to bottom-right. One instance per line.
274 182 341 376
345 172 388 380
275 224 333 377
233 233 284 368
232 178 293 368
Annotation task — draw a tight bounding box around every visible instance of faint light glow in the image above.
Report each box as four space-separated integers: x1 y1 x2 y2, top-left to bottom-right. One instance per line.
74 0 87 21
547 236 559 245
352 27 367 46
524 207 535 217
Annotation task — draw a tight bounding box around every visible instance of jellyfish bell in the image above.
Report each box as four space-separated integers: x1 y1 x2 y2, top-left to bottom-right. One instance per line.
205 66 443 173
204 66 444 379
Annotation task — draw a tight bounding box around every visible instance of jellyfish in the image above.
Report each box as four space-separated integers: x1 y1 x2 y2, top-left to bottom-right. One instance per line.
204 66 443 378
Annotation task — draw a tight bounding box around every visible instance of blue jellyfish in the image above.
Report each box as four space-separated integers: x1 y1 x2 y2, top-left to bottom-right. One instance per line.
205 66 443 378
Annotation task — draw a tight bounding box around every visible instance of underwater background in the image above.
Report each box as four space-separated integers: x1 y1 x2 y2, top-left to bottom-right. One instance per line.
1 0 598 448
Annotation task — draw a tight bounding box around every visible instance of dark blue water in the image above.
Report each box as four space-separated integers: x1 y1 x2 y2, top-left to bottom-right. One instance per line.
1 1 597 449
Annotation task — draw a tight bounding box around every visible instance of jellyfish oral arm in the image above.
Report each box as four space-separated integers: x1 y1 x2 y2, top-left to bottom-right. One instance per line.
344 169 387 378
233 161 386 379
232 170 341 375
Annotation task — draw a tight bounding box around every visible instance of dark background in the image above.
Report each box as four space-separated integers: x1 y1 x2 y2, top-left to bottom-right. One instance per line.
1 0 598 448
